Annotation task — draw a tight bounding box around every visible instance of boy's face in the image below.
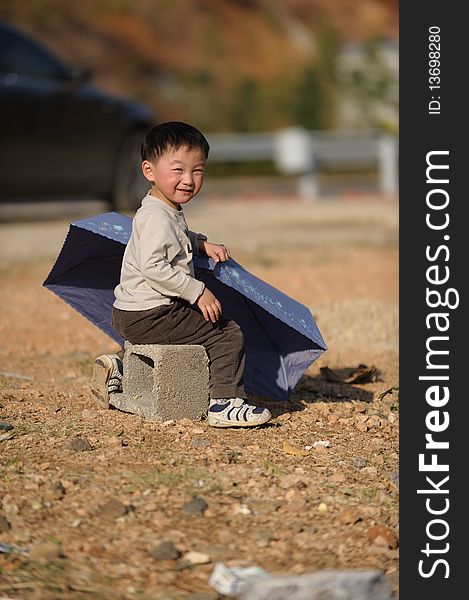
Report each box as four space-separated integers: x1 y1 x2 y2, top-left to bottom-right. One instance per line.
142 146 206 209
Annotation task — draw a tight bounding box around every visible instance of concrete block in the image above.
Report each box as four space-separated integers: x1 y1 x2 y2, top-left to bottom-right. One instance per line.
239 569 395 600
110 341 209 421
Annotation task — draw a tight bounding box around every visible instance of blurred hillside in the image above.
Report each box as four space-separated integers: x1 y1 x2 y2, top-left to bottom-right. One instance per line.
0 0 398 132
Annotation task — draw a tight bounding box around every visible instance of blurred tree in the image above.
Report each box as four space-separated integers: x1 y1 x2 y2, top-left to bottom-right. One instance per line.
229 78 262 131
293 25 339 130
293 65 324 130
337 39 398 132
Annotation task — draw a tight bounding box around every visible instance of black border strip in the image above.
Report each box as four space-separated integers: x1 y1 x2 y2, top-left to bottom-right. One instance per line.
400 3 465 597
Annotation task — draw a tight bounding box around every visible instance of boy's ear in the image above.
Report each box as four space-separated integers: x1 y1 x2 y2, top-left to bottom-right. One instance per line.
141 160 155 184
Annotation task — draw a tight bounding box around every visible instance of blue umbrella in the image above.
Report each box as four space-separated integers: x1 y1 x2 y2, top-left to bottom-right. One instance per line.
43 212 327 401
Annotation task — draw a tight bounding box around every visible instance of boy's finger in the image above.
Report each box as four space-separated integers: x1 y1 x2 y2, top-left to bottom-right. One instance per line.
207 306 217 322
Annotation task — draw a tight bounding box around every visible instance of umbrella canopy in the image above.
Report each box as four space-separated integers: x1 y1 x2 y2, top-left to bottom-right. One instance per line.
43 212 326 401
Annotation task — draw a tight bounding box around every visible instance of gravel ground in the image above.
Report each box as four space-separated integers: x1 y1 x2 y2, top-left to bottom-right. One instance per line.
0 196 399 599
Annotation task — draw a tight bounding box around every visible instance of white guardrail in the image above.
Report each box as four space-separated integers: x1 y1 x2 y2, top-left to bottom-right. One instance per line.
206 128 398 198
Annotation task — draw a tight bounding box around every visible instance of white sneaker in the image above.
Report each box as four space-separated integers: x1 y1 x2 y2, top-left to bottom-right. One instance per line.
207 398 272 428
90 354 123 409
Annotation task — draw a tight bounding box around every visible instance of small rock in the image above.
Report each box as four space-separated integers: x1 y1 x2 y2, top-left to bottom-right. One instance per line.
81 408 100 419
226 450 242 463
66 437 93 452
249 500 281 515
368 415 383 428
312 440 331 448
279 474 307 490
317 502 328 514
353 458 367 468
337 509 362 525
253 530 277 543
29 541 64 561
362 466 378 477
367 543 393 555
368 525 399 549
283 498 308 513
329 472 346 483
49 481 66 500
150 540 181 560
283 440 311 456
277 413 292 421
105 435 123 447
0 514 11 532
231 502 252 515
181 550 210 565
356 414 369 424
1 500 19 515
182 496 208 517
97 498 129 520
190 438 211 448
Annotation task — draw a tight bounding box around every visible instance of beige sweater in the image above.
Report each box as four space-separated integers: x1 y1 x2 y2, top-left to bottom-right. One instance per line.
113 194 207 311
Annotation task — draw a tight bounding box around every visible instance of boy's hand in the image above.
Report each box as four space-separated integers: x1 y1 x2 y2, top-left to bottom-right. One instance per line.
199 240 230 262
197 288 222 323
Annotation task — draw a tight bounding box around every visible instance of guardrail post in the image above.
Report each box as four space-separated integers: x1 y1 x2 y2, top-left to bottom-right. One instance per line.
274 127 318 200
297 173 319 199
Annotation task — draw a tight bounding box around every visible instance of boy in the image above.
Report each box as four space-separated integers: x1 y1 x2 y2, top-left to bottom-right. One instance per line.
91 121 271 428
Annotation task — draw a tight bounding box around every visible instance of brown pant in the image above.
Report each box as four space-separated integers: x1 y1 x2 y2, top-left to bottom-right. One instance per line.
112 301 246 400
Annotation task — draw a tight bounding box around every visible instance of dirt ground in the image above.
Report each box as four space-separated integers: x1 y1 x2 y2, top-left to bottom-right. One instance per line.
0 196 399 599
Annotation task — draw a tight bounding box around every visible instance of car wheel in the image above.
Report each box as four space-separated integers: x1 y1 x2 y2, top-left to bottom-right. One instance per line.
111 128 149 212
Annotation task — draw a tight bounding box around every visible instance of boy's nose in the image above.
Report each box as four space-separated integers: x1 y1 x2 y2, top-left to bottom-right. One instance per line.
181 172 194 185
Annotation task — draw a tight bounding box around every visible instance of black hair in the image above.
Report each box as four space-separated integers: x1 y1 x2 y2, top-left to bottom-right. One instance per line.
141 121 210 162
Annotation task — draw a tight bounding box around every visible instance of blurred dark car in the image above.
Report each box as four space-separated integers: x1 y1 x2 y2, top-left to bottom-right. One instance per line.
0 20 155 211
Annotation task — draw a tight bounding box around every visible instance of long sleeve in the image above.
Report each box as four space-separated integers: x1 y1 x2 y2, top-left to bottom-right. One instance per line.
139 217 204 304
